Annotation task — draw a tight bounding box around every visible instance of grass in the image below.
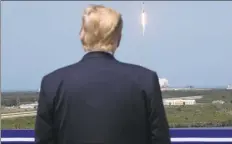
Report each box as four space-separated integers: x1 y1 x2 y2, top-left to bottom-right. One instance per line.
166 104 232 123
162 90 232 103
2 104 232 129
2 116 36 129
2 90 232 106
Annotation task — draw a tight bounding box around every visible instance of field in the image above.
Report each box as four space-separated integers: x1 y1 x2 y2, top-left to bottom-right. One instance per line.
1 107 35 114
2 89 232 129
2 104 232 129
162 89 232 103
2 91 38 106
2 89 232 106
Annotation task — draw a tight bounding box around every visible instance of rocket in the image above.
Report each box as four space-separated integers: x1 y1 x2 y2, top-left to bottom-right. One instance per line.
141 2 147 36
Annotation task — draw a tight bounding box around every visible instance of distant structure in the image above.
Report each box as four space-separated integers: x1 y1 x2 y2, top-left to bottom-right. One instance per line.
16 96 20 106
163 99 196 106
212 100 225 104
19 102 38 109
227 85 232 90
185 85 194 88
159 78 169 88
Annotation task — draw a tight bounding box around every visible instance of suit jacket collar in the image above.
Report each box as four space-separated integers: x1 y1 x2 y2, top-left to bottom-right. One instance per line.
81 51 115 61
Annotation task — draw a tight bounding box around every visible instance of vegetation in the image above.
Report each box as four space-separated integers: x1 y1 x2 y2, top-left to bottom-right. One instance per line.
2 116 36 129
162 89 232 103
2 89 232 106
2 104 232 129
166 104 232 127
2 91 38 106
2 89 232 129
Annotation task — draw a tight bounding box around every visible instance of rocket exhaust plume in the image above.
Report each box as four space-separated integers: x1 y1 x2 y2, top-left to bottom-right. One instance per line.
141 2 147 36
141 12 146 36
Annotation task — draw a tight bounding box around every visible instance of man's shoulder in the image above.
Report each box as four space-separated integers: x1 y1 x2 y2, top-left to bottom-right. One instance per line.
42 63 77 84
118 62 159 90
118 61 157 76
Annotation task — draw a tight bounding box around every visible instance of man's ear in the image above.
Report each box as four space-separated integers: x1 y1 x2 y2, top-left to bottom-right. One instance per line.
79 28 84 41
117 33 122 47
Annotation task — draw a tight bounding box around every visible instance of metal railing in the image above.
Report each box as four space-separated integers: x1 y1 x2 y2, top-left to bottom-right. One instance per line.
1 128 232 144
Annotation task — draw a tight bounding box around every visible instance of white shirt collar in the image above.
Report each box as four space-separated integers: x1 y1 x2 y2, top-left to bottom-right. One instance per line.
87 51 113 55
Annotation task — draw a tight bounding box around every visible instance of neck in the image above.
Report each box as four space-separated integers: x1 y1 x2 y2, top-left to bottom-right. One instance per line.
87 51 114 55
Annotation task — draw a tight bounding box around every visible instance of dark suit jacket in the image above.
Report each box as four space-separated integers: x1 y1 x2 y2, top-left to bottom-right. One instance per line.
35 52 171 144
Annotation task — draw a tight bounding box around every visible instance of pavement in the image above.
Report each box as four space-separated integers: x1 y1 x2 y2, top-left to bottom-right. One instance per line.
1 111 37 119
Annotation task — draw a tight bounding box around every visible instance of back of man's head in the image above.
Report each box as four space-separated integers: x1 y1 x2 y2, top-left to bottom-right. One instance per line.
80 5 123 54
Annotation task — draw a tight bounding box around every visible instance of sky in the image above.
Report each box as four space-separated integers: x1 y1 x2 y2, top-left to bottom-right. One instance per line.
2 1 232 91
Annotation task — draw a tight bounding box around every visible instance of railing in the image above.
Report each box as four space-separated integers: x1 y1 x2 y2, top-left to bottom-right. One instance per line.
1 128 232 144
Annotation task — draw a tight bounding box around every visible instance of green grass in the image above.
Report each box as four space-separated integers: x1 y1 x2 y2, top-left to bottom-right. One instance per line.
2 104 232 129
2 116 36 129
162 90 232 103
166 104 232 123
2 90 232 106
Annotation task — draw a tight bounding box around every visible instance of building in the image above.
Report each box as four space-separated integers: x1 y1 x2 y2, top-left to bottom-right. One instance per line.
227 85 232 90
212 100 225 104
159 78 169 88
163 99 196 106
19 102 38 109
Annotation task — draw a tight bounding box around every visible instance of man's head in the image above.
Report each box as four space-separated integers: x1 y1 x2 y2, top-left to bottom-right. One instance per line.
80 5 123 54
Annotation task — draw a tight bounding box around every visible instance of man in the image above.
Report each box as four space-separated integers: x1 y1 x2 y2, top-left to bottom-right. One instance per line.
35 5 171 144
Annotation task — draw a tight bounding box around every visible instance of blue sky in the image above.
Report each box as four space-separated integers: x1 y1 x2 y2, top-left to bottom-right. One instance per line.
2 1 232 91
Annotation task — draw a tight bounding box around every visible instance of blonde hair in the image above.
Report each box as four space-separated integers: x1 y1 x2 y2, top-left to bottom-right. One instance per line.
80 5 123 53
